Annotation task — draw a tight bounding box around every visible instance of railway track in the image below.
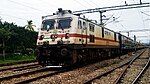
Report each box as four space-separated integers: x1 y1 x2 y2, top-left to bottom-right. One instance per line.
15 68 69 84
83 49 145 84
0 60 36 67
31 49 144 84
138 62 150 84
0 67 60 83
131 55 150 84
0 62 42 78
0 49 148 84
136 48 150 84
82 48 149 84
114 48 150 84
54 49 144 84
0 66 76 84
0 62 39 72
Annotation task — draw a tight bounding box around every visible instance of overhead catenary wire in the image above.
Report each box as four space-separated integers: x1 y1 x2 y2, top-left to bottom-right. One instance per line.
130 1 150 39
37 0 58 8
6 0 49 14
89 0 100 7
36 0 58 12
0 13 27 21
103 13 115 25
141 11 150 16
73 0 88 8
82 0 96 7
0 8 44 16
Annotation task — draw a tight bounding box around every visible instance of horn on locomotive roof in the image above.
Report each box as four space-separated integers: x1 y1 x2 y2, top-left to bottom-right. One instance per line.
58 8 63 12
57 8 72 14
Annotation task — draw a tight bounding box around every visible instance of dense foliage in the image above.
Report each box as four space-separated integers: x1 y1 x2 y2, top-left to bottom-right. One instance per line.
0 21 38 55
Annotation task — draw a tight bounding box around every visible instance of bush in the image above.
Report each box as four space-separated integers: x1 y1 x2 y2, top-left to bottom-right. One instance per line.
0 54 36 64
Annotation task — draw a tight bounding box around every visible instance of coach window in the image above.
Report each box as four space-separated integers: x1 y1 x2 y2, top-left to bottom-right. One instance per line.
78 20 82 29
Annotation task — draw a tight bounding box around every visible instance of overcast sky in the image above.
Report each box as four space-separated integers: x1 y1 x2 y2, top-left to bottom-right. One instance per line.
0 0 150 43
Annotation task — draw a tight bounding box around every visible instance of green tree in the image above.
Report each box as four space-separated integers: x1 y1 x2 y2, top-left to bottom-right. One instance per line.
25 20 36 31
0 20 38 57
0 28 12 60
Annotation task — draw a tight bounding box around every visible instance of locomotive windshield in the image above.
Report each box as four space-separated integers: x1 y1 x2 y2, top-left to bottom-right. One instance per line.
42 19 55 30
58 18 72 29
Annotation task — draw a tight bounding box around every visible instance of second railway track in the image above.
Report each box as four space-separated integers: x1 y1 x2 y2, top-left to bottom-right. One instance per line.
0 62 39 72
0 66 68 84
114 48 150 84
83 48 149 84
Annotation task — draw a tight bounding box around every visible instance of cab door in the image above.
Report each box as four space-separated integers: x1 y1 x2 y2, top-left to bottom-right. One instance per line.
78 20 87 44
89 23 95 43
82 21 87 44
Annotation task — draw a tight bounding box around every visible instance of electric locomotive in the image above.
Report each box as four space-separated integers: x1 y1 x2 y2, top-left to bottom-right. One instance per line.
36 8 135 67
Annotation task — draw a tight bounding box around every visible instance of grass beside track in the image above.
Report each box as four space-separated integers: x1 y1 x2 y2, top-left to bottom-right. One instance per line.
0 54 36 65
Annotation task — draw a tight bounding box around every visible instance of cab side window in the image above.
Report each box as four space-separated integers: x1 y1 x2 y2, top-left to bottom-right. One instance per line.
83 22 86 29
89 23 95 32
78 20 82 29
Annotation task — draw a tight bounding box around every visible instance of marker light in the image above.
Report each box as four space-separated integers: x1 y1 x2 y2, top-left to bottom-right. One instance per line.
65 33 69 39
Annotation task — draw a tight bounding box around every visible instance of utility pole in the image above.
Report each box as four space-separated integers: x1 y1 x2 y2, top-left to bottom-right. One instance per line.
99 11 106 25
134 35 136 54
99 11 103 25
140 0 142 4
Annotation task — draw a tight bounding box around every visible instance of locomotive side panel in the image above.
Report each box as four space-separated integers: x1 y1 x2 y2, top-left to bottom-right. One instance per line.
74 18 119 47
36 9 138 67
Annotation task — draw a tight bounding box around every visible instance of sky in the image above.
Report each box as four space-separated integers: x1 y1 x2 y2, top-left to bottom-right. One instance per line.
0 0 150 43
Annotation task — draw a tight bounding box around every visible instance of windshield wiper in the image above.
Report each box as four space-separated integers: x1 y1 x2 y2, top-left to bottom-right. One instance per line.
59 24 64 30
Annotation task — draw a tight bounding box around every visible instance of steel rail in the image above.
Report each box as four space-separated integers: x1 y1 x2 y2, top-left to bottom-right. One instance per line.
0 63 39 72
131 49 150 84
0 67 52 81
0 60 36 67
15 69 69 84
15 65 82 84
13 65 40 71
84 49 145 84
114 49 146 84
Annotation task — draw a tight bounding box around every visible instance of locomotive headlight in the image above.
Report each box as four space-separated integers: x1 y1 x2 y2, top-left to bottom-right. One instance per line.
65 33 69 39
39 35 44 40
50 34 58 39
50 34 55 39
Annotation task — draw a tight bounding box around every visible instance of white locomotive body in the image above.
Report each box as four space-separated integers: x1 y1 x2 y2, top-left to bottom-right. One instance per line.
36 9 141 67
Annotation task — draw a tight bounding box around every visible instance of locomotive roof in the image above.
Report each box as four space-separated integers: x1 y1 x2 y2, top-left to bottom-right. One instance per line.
78 16 117 33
